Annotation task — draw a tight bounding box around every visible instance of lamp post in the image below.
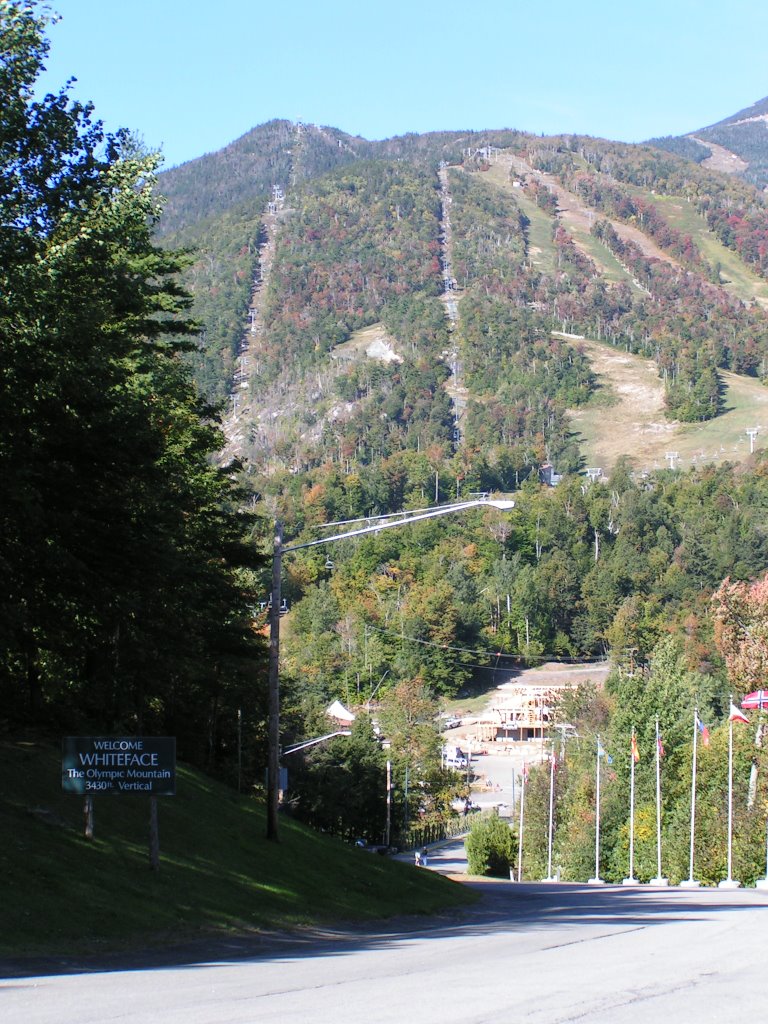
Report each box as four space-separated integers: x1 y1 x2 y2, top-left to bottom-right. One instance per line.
282 731 352 756
265 497 515 841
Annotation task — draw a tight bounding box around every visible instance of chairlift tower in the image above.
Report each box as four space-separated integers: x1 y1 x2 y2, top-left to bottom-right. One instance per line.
585 468 602 483
665 452 679 470
746 428 759 454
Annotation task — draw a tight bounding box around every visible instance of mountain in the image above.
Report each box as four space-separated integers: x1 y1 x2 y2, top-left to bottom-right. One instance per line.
648 95 768 188
134 113 768 868
155 124 528 402
149 115 768 692
156 119 364 238
156 117 768 468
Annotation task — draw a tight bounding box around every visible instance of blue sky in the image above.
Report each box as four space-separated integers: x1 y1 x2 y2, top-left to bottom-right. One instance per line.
39 0 768 170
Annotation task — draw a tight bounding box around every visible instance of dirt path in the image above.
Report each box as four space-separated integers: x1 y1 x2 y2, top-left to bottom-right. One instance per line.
218 189 285 465
500 661 611 689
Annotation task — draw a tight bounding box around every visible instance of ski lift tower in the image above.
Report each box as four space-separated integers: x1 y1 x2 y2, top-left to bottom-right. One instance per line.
746 428 759 454
665 452 679 470
586 468 602 483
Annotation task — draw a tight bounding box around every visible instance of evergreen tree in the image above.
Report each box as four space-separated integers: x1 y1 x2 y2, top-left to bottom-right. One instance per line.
0 2 264 774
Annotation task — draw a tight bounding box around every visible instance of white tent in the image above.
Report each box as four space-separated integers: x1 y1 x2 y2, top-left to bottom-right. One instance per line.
326 700 355 724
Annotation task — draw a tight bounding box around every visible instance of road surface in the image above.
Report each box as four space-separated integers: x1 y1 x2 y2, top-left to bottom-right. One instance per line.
4 867 768 1023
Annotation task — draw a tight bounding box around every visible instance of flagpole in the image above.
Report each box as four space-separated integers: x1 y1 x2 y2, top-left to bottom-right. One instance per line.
651 717 668 885
517 763 526 883
543 752 556 881
719 697 741 888
757 816 768 891
588 735 605 884
758 700 768 890
681 709 701 888
622 729 638 885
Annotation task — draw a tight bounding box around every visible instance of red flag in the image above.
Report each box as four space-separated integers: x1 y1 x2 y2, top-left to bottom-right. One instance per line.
729 703 750 725
657 735 665 758
630 733 640 763
696 715 710 747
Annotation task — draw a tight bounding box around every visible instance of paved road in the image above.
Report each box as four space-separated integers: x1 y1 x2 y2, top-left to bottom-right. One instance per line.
410 835 469 875
4 872 768 1023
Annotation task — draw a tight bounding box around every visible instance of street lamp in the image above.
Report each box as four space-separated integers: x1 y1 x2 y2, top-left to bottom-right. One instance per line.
282 731 352 756
266 497 515 840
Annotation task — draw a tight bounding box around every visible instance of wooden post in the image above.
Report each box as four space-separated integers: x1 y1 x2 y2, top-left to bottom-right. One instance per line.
237 707 242 795
83 794 94 840
149 796 160 871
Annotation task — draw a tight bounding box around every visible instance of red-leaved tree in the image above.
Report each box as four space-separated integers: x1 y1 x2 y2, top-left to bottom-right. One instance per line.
712 575 768 690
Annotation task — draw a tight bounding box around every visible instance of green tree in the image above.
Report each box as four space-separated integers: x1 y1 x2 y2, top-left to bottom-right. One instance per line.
465 811 517 877
289 715 387 843
378 677 461 835
0 2 264 774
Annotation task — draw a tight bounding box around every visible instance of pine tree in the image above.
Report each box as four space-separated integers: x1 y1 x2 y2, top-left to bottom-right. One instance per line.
0 2 265 773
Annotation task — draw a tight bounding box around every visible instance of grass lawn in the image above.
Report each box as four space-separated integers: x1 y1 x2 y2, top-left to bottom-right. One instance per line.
0 739 475 961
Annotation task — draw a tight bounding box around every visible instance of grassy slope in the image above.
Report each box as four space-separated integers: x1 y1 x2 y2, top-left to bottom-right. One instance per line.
0 740 473 960
570 339 768 472
636 191 768 307
482 163 647 295
479 159 768 474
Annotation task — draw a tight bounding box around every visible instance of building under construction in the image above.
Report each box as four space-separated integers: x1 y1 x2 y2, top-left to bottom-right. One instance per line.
472 685 562 744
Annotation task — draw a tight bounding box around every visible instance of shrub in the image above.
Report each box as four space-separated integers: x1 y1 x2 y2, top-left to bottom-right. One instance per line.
465 812 517 877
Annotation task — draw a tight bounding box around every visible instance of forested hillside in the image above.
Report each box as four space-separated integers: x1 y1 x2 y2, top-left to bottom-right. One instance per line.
650 94 768 189
8 0 768 874
148 104 768 850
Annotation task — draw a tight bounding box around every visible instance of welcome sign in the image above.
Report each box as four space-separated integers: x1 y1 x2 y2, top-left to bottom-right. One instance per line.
62 736 176 796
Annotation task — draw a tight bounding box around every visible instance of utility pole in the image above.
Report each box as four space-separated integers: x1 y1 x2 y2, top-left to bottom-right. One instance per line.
385 758 392 848
266 520 283 841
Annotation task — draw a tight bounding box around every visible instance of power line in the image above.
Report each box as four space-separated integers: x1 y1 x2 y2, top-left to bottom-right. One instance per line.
364 623 596 667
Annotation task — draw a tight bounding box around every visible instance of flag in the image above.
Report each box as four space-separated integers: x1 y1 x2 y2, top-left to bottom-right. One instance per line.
630 733 640 763
597 740 613 764
522 762 529 782
657 734 665 758
696 715 710 747
729 703 750 725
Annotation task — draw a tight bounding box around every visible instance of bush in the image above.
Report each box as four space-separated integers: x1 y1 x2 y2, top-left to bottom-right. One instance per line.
465 812 517 877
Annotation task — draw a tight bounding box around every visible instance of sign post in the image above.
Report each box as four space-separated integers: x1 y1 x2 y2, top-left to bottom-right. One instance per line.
62 737 176 870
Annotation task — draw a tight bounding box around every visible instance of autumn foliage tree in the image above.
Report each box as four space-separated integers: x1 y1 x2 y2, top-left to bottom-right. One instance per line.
712 574 768 691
